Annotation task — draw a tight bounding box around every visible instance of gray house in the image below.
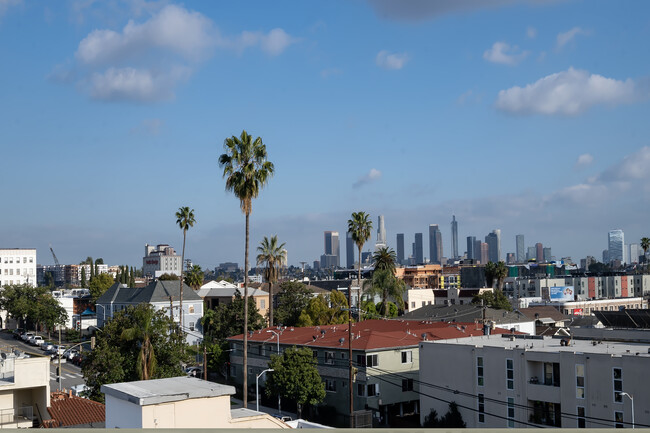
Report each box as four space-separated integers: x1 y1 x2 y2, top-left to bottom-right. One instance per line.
96 281 203 345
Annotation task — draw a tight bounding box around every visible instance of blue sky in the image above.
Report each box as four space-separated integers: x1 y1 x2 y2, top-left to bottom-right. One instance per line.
2 0 650 268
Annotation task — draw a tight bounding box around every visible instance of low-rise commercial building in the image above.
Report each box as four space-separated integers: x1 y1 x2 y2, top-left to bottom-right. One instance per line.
0 248 36 287
142 244 182 279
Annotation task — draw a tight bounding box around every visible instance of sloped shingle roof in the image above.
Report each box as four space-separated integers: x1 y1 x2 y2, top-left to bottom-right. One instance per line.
96 280 201 305
45 391 105 428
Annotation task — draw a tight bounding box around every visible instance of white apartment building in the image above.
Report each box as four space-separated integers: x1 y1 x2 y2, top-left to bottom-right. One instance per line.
0 249 36 287
142 244 182 279
420 334 650 428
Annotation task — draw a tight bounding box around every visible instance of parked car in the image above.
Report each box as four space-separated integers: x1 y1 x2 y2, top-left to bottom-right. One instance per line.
65 349 78 361
29 336 44 346
21 332 34 342
71 352 85 366
12 329 24 339
41 342 54 352
185 366 203 377
49 345 67 360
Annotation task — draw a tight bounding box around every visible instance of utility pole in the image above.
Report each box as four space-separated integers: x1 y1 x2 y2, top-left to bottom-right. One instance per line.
58 327 62 391
348 284 354 428
203 342 207 380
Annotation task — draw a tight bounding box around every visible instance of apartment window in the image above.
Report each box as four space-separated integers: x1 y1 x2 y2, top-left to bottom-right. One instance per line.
507 397 515 427
189 322 195 331
577 406 585 428
260 299 265 309
367 383 380 397
544 362 560 386
402 378 413 392
22 257 26 263
422 301 426 307
411 302 415 309
189 305 194 314
29 257 33 263
325 351 335 365
506 359 514 390
313 350 318 359
477 357 484 386
613 368 623 402
401 350 412 364
576 364 585 399
258 345 264 356
325 379 336 392
356 354 366 367
615 411 624 428
366 354 378 367
478 394 485 423
357 384 365 397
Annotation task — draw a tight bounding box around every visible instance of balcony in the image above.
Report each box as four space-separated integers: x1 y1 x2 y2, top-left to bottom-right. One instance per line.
0 406 33 428
526 379 561 404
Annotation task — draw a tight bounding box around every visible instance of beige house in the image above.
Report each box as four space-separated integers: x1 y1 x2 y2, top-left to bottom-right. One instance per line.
0 350 50 427
101 376 288 429
198 280 270 318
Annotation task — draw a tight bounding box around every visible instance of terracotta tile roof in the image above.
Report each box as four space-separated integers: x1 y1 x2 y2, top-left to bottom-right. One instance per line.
228 319 513 351
46 391 105 428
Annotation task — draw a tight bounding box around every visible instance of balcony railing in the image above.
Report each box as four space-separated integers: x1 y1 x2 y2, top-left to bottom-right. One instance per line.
0 406 33 428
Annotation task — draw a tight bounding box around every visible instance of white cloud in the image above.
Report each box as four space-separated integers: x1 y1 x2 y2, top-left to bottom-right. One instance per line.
575 153 594 167
87 66 190 102
526 26 537 39
457 89 483 105
556 26 588 49
376 50 409 70
226 28 297 56
353 168 382 188
0 0 21 18
495 67 638 116
483 41 528 66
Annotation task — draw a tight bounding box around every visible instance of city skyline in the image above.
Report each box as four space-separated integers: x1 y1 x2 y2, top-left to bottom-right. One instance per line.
2 1 650 268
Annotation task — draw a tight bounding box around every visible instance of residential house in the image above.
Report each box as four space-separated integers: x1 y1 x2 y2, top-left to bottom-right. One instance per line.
227 319 513 427
95 280 203 345
420 334 650 428
198 280 270 318
43 390 105 428
101 377 288 429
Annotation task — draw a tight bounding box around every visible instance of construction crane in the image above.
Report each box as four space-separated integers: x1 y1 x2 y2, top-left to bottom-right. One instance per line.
49 244 60 266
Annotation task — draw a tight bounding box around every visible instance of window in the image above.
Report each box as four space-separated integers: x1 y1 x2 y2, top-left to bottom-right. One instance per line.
260 299 265 309
478 394 485 423
401 351 412 364
577 406 585 428
189 322 195 331
366 354 378 367
325 351 335 365
189 305 194 314
615 411 624 428
422 301 425 307
367 383 379 396
402 378 413 392
506 359 514 390
507 397 515 427
544 362 560 386
29 257 33 263
576 364 585 399
356 354 366 367
357 384 365 396
313 350 318 359
23 257 26 263
477 357 484 386
325 379 336 392
411 302 415 308
613 368 623 402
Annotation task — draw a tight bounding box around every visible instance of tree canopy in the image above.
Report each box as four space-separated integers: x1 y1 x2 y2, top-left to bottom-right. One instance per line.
201 289 265 342
372 246 397 273
363 268 405 315
297 291 348 326
88 273 115 302
265 346 326 419
275 281 313 327
158 273 180 280
472 290 512 311
184 265 204 290
82 303 190 402
0 284 67 331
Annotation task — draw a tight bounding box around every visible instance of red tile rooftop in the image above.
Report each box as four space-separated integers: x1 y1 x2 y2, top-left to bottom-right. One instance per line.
228 319 513 350
45 390 105 428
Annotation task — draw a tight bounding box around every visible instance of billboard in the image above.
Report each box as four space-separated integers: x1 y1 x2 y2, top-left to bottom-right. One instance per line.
549 286 574 301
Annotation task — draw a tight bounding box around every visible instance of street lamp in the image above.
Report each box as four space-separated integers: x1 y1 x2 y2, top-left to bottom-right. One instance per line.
256 368 274 412
620 392 635 429
266 330 281 414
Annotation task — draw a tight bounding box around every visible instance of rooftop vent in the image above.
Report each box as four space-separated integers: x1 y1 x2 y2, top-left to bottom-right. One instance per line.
339 338 345 346
421 333 427 341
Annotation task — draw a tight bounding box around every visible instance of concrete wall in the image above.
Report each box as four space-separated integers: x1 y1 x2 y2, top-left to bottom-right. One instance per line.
105 394 142 428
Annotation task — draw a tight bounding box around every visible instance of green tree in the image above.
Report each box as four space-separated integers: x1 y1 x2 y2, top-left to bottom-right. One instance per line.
299 291 349 326
184 265 204 290
256 235 286 326
641 237 650 262
494 261 508 291
376 301 398 317
0 285 66 331
81 267 87 288
201 290 265 342
158 273 179 280
348 212 372 293
89 273 115 302
372 246 397 273
265 346 326 419
82 303 190 402
484 261 496 288
95 258 104 265
219 129 275 406
129 266 135 288
360 299 378 320
363 269 405 315
89 256 95 280
472 290 512 311
275 281 313 326
176 206 196 331
440 402 466 427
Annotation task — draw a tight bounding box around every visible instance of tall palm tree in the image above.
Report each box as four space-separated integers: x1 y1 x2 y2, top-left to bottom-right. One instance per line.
495 261 508 291
219 130 274 406
641 237 650 263
347 212 372 313
121 306 157 380
484 261 496 289
257 235 286 326
176 206 196 331
184 265 204 290
372 246 397 273
363 269 405 316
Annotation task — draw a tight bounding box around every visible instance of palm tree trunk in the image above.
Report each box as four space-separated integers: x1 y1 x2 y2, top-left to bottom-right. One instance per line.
268 280 273 327
357 245 363 322
243 212 250 407
180 230 186 335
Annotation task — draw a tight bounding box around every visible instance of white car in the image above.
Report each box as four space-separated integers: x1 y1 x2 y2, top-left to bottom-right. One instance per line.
29 336 44 346
21 332 34 342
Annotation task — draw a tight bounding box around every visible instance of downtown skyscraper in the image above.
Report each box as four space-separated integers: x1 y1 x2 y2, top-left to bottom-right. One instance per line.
346 231 355 269
414 233 423 265
467 236 476 260
396 233 405 266
375 215 387 250
608 229 625 263
516 234 525 263
485 229 501 263
429 224 443 264
451 215 458 259
323 231 340 268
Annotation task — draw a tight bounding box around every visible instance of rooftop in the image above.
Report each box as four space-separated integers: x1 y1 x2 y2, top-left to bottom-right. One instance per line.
229 319 514 351
45 391 105 428
427 333 650 357
101 376 235 406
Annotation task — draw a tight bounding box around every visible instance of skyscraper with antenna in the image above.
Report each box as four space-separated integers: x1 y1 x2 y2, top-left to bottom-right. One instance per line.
375 215 387 250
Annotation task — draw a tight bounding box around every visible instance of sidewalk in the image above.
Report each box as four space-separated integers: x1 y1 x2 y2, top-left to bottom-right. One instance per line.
230 396 297 420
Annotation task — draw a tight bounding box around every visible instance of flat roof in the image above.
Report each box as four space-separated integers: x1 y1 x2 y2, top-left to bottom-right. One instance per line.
426 334 650 357
101 376 235 406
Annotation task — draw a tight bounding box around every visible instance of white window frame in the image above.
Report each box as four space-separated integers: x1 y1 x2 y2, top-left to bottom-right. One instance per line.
401 350 412 364
477 356 484 386
506 358 514 390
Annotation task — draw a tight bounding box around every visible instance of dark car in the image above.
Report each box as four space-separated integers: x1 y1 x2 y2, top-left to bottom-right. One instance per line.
72 352 85 366
12 329 24 339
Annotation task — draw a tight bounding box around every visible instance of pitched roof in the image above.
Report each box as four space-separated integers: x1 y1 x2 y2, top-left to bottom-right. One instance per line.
228 318 514 351
404 304 532 325
197 285 269 299
96 280 201 305
45 391 105 428
518 306 570 322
